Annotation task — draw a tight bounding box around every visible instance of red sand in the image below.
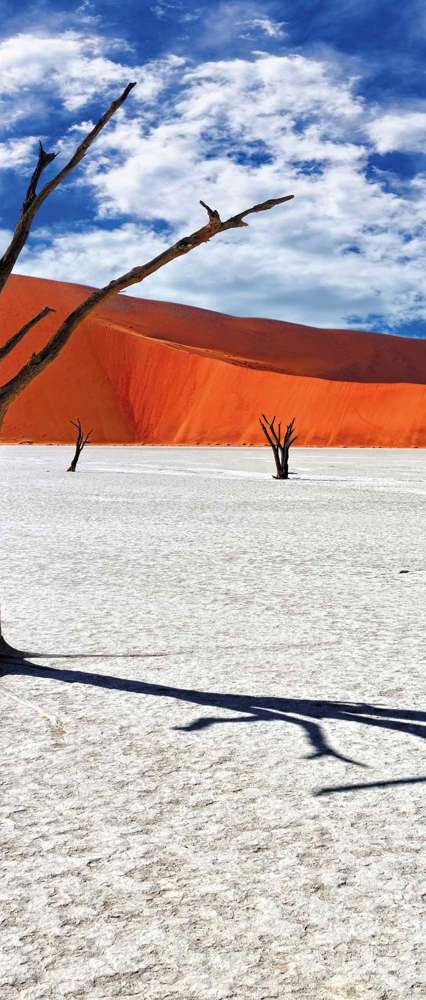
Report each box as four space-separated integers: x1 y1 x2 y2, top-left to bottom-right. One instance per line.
1 273 425 446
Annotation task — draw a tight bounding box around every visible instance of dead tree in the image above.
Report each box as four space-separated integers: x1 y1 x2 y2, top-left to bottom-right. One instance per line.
67 419 92 472
0 83 294 433
259 414 297 479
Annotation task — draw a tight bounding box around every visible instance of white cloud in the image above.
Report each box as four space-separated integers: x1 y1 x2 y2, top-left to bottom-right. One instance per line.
0 136 37 169
0 32 184 115
368 111 426 153
242 17 287 38
1 30 426 332
81 54 365 229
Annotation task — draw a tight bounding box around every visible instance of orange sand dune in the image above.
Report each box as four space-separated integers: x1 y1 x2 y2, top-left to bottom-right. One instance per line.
1 274 425 446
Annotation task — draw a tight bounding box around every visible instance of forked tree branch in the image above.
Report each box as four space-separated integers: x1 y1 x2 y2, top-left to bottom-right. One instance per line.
22 143 57 214
0 82 136 297
0 305 55 361
259 413 297 479
259 414 276 449
70 417 92 448
0 194 294 417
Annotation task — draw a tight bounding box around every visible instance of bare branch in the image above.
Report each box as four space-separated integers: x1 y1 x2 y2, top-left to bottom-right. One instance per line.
0 193 294 419
23 143 57 213
37 82 136 208
259 417 276 450
261 413 280 446
0 81 136 298
200 200 221 228
0 305 54 361
222 194 294 231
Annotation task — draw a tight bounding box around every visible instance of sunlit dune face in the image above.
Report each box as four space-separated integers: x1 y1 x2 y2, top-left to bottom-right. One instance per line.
1 274 425 446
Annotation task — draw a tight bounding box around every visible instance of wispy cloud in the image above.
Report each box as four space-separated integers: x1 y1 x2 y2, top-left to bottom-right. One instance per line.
151 1 181 19
242 16 287 39
151 1 202 23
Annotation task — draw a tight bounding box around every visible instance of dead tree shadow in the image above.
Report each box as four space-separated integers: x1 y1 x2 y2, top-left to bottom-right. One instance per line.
1 633 426 791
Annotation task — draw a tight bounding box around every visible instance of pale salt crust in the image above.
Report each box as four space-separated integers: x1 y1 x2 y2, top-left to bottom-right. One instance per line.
0 446 425 1000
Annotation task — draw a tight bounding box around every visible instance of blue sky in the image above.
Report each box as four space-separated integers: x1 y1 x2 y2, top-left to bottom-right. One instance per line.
1 0 426 335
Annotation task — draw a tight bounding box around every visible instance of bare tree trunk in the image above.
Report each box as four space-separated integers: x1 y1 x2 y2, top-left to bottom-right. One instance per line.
259 414 297 479
67 419 92 471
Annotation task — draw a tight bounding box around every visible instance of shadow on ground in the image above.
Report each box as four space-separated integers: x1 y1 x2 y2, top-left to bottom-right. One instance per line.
1 628 425 796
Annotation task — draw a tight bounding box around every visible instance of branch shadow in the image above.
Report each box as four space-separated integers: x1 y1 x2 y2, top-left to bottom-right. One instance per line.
315 775 426 796
1 633 426 794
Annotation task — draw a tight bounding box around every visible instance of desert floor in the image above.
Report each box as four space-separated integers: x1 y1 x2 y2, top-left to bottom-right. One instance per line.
0 446 425 1000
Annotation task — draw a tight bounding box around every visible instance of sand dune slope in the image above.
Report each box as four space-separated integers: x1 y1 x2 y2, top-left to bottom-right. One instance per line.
0 274 425 445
